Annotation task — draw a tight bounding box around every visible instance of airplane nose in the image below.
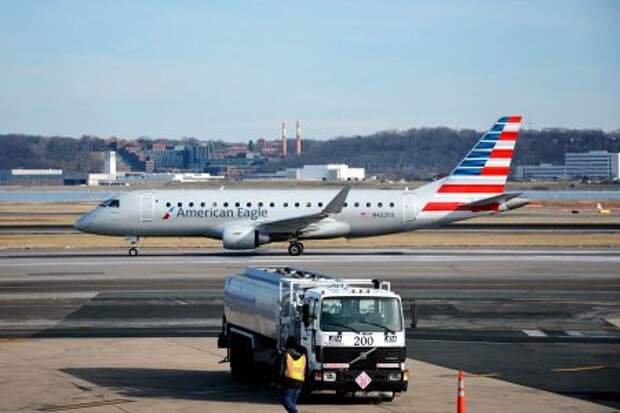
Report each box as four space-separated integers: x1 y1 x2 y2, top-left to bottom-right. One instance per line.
74 214 92 232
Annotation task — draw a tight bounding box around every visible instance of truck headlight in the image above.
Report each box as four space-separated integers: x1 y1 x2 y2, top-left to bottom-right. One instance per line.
323 371 337 382
388 372 402 381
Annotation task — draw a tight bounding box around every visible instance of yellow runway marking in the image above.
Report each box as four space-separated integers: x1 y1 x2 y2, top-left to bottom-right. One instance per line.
552 365 608 372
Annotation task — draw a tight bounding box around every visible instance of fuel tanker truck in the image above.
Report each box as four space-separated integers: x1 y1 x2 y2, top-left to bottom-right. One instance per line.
218 267 412 400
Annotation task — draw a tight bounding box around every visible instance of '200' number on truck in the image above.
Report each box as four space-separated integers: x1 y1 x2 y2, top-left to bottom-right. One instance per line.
354 335 374 346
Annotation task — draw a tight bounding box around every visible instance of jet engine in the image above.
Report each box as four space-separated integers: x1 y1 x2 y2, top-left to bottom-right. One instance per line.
222 225 270 249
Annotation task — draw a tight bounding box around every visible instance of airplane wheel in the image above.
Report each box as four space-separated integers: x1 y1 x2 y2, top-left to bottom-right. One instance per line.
288 242 302 256
128 247 139 257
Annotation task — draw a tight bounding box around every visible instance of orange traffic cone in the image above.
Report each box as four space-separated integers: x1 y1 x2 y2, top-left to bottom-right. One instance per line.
457 370 466 413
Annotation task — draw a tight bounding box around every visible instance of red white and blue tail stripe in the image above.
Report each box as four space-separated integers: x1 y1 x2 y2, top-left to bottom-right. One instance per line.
422 115 522 212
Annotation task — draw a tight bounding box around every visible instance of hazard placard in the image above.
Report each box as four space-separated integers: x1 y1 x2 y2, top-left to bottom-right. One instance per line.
355 371 372 390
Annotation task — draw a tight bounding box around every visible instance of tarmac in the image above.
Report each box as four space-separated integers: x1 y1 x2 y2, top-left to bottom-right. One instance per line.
0 247 619 412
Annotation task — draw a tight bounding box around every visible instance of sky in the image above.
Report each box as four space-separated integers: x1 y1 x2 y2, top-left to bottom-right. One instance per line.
0 1 618 141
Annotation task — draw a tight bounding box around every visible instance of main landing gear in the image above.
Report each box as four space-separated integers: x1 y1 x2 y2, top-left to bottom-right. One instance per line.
125 236 140 257
288 241 304 256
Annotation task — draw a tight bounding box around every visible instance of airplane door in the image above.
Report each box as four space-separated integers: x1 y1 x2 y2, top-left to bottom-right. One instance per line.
403 194 417 222
140 192 154 222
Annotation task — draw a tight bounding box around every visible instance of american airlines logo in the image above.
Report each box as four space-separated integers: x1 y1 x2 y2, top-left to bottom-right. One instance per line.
162 206 174 220
163 206 268 221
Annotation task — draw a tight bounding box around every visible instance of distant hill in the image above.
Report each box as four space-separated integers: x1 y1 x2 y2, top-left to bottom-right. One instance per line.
261 128 620 179
1 128 619 179
0 134 107 172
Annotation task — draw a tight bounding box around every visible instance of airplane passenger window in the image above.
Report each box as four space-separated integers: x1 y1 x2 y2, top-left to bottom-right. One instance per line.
166 202 171 208
389 202 395 208
378 202 383 208
246 202 252 207
177 202 182 207
212 202 217 207
235 202 240 207
258 202 264 207
189 202 194 207
366 202 371 208
223 202 229 207
318 202 324 207
200 202 206 207
343 202 347 207
295 202 300 207
354 202 360 207
108 200 120 208
269 202 275 207
283 202 289 207
306 202 312 207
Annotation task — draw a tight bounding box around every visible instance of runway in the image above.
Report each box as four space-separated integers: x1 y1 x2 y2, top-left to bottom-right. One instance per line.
0 247 619 408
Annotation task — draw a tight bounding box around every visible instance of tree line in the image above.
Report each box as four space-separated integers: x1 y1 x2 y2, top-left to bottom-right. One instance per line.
1 128 619 179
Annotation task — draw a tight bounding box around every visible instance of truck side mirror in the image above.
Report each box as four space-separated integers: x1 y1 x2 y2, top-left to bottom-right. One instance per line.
410 302 417 330
302 303 310 328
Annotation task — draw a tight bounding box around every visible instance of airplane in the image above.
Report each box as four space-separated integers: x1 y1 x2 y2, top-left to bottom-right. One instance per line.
74 115 529 256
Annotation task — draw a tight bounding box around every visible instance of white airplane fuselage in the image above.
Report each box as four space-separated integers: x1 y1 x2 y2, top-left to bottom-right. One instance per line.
76 188 445 239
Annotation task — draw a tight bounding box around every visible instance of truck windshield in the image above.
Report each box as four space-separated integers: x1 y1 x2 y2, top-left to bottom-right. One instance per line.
320 297 402 333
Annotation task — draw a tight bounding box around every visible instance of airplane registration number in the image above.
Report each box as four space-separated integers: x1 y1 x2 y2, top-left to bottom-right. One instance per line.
372 212 395 219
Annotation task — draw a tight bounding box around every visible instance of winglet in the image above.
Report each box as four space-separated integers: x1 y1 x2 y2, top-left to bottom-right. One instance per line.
322 186 351 215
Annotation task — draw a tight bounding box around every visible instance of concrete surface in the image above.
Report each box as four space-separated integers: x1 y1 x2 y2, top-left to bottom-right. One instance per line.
0 337 615 413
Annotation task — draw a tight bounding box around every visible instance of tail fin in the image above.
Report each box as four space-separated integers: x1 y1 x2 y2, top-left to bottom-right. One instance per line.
421 115 522 212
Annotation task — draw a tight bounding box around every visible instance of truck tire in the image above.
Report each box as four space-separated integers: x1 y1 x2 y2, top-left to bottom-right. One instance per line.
230 333 253 381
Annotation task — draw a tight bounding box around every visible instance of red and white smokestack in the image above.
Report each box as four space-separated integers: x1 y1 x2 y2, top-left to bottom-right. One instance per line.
295 120 301 155
281 122 287 156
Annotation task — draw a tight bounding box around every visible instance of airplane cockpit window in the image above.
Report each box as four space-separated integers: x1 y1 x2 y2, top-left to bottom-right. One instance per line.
99 199 120 208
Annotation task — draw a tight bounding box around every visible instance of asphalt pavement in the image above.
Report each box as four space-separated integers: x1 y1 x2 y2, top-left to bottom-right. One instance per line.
0 247 618 409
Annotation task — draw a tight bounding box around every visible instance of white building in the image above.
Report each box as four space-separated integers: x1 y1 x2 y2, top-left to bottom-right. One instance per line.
285 164 365 181
565 151 619 179
104 151 117 180
516 151 620 181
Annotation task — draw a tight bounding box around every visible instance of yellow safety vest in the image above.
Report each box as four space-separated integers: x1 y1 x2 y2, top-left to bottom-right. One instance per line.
285 353 306 382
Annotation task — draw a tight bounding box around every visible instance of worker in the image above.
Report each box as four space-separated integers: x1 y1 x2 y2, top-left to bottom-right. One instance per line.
279 337 306 413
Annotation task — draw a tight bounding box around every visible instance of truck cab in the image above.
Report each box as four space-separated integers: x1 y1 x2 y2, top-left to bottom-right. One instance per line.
300 286 407 397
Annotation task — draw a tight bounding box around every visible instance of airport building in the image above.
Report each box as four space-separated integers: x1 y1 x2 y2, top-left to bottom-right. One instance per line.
516 151 620 181
284 164 365 181
565 151 620 179
0 169 64 186
514 164 569 180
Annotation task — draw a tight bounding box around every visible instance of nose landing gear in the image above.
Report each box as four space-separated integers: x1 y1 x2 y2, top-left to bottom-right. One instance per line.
288 241 304 256
125 236 140 257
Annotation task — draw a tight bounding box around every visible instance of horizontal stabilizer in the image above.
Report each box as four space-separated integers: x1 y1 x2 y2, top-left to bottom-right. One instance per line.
465 192 522 208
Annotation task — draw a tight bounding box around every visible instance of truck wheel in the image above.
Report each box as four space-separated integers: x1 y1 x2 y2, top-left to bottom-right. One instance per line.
230 335 247 380
382 391 395 402
230 333 254 381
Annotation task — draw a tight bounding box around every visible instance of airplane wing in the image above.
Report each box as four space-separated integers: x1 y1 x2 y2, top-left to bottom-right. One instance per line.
464 192 522 208
257 186 350 234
